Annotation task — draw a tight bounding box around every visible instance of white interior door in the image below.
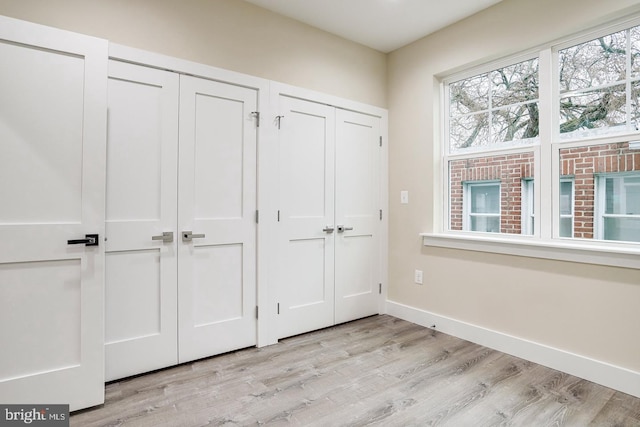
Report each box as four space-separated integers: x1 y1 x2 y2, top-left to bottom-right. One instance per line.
334 110 381 324
0 16 107 410
105 60 179 381
277 96 336 338
178 75 258 363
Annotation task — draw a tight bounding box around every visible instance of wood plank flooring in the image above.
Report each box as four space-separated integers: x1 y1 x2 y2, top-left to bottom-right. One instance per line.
72 315 640 426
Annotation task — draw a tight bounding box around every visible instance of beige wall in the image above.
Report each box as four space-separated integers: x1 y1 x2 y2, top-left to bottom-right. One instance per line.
387 0 640 372
0 0 386 107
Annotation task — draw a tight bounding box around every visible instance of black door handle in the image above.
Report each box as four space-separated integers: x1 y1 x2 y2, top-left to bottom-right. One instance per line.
67 234 99 246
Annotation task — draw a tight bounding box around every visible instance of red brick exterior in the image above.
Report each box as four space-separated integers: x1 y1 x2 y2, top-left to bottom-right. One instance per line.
560 141 640 239
450 152 534 233
450 142 639 236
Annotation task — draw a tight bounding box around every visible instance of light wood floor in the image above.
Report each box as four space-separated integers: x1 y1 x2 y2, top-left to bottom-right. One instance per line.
72 315 640 426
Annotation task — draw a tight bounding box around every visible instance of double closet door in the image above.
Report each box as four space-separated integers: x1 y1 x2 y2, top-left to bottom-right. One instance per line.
277 95 382 339
105 61 257 381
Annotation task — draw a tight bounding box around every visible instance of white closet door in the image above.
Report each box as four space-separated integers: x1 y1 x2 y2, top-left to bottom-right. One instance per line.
178 75 258 363
0 16 107 410
105 61 179 380
334 110 381 324
277 96 336 339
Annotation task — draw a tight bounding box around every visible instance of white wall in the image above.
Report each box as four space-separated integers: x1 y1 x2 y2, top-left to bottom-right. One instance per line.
387 0 640 379
0 0 387 108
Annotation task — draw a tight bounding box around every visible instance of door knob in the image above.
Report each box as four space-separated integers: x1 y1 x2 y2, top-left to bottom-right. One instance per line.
336 225 353 233
152 231 174 242
322 226 335 233
182 231 205 242
67 234 99 246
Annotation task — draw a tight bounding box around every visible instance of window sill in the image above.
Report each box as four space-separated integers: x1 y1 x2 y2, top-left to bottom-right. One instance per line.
421 233 640 270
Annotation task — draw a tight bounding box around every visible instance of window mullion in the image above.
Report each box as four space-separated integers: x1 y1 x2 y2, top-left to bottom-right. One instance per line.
538 48 554 240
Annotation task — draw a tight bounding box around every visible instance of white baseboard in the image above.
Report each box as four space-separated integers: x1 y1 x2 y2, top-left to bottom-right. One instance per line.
386 300 640 398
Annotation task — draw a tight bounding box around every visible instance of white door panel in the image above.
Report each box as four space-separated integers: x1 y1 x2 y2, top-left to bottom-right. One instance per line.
0 16 107 411
276 97 381 338
277 97 335 338
105 60 179 381
178 75 257 363
335 110 381 324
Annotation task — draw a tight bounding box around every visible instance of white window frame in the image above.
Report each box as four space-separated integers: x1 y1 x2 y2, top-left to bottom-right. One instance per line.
425 11 640 270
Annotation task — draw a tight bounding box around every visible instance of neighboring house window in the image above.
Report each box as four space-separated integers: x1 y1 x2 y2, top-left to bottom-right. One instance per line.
464 181 501 232
596 173 640 242
559 178 574 238
521 178 534 235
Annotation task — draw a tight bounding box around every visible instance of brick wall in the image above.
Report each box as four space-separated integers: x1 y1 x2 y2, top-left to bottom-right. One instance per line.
560 141 640 238
450 152 534 233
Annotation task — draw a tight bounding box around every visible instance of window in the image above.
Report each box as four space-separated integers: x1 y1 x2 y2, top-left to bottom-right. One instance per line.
596 173 640 242
559 27 640 139
559 178 574 238
465 182 500 232
443 17 640 248
447 58 538 236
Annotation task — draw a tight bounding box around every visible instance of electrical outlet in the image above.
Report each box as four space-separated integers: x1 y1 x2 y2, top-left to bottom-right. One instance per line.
414 269 423 285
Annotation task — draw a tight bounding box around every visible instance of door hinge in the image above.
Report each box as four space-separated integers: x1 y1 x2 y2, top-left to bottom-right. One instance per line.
379 283 382 294
251 111 260 127
256 210 259 224
379 209 383 221
379 136 382 147
256 306 259 319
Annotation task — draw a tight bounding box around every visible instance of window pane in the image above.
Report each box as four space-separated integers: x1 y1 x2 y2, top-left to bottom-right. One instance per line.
560 85 626 136
449 59 539 153
604 176 640 214
491 58 539 107
470 184 500 213
631 26 640 78
560 217 573 238
450 113 489 151
559 29 626 92
471 216 500 233
560 144 640 241
450 74 489 115
604 217 640 242
492 103 538 143
560 181 573 215
450 152 534 235
626 178 640 213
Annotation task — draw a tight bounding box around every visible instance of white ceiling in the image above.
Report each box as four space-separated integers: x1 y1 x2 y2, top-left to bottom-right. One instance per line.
244 0 503 53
